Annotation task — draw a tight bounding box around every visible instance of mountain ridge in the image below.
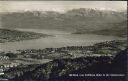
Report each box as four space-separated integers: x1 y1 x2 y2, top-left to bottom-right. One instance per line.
0 8 127 37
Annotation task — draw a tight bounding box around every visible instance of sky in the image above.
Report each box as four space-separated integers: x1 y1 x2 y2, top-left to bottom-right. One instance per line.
0 1 127 12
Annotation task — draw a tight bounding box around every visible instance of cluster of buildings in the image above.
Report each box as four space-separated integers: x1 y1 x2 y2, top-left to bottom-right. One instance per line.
17 40 126 59
0 40 126 76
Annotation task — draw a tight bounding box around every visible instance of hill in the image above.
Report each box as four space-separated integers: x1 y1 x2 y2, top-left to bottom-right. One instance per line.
73 20 127 37
0 29 50 43
1 49 127 81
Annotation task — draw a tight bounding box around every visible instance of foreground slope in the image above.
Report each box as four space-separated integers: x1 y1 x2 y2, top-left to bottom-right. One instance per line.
0 40 127 81
3 49 126 81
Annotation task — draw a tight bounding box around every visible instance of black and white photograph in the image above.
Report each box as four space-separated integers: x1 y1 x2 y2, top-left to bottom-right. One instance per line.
0 1 127 81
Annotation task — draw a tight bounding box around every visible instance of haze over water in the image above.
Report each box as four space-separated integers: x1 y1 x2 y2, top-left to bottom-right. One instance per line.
0 29 124 52
0 1 127 52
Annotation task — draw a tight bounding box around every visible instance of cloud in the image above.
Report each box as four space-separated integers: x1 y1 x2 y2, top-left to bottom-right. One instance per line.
0 1 127 12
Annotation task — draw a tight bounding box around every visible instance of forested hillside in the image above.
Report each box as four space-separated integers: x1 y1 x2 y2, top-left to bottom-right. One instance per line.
0 29 50 43
1 49 127 81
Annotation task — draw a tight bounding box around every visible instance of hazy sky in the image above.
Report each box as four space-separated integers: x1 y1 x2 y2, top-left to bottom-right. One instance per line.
0 1 127 12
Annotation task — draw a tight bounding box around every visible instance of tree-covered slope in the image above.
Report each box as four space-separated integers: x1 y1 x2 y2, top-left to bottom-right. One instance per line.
0 29 50 43
2 49 126 81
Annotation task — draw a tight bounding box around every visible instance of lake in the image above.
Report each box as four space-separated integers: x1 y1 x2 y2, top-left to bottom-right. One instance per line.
0 28 125 52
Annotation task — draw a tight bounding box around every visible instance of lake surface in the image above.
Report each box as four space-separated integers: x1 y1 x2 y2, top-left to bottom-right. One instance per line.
0 28 125 52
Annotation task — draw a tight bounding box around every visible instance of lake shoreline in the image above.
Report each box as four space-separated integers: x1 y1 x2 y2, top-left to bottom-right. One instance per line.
0 40 127 81
0 29 126 52
0 28 53 43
